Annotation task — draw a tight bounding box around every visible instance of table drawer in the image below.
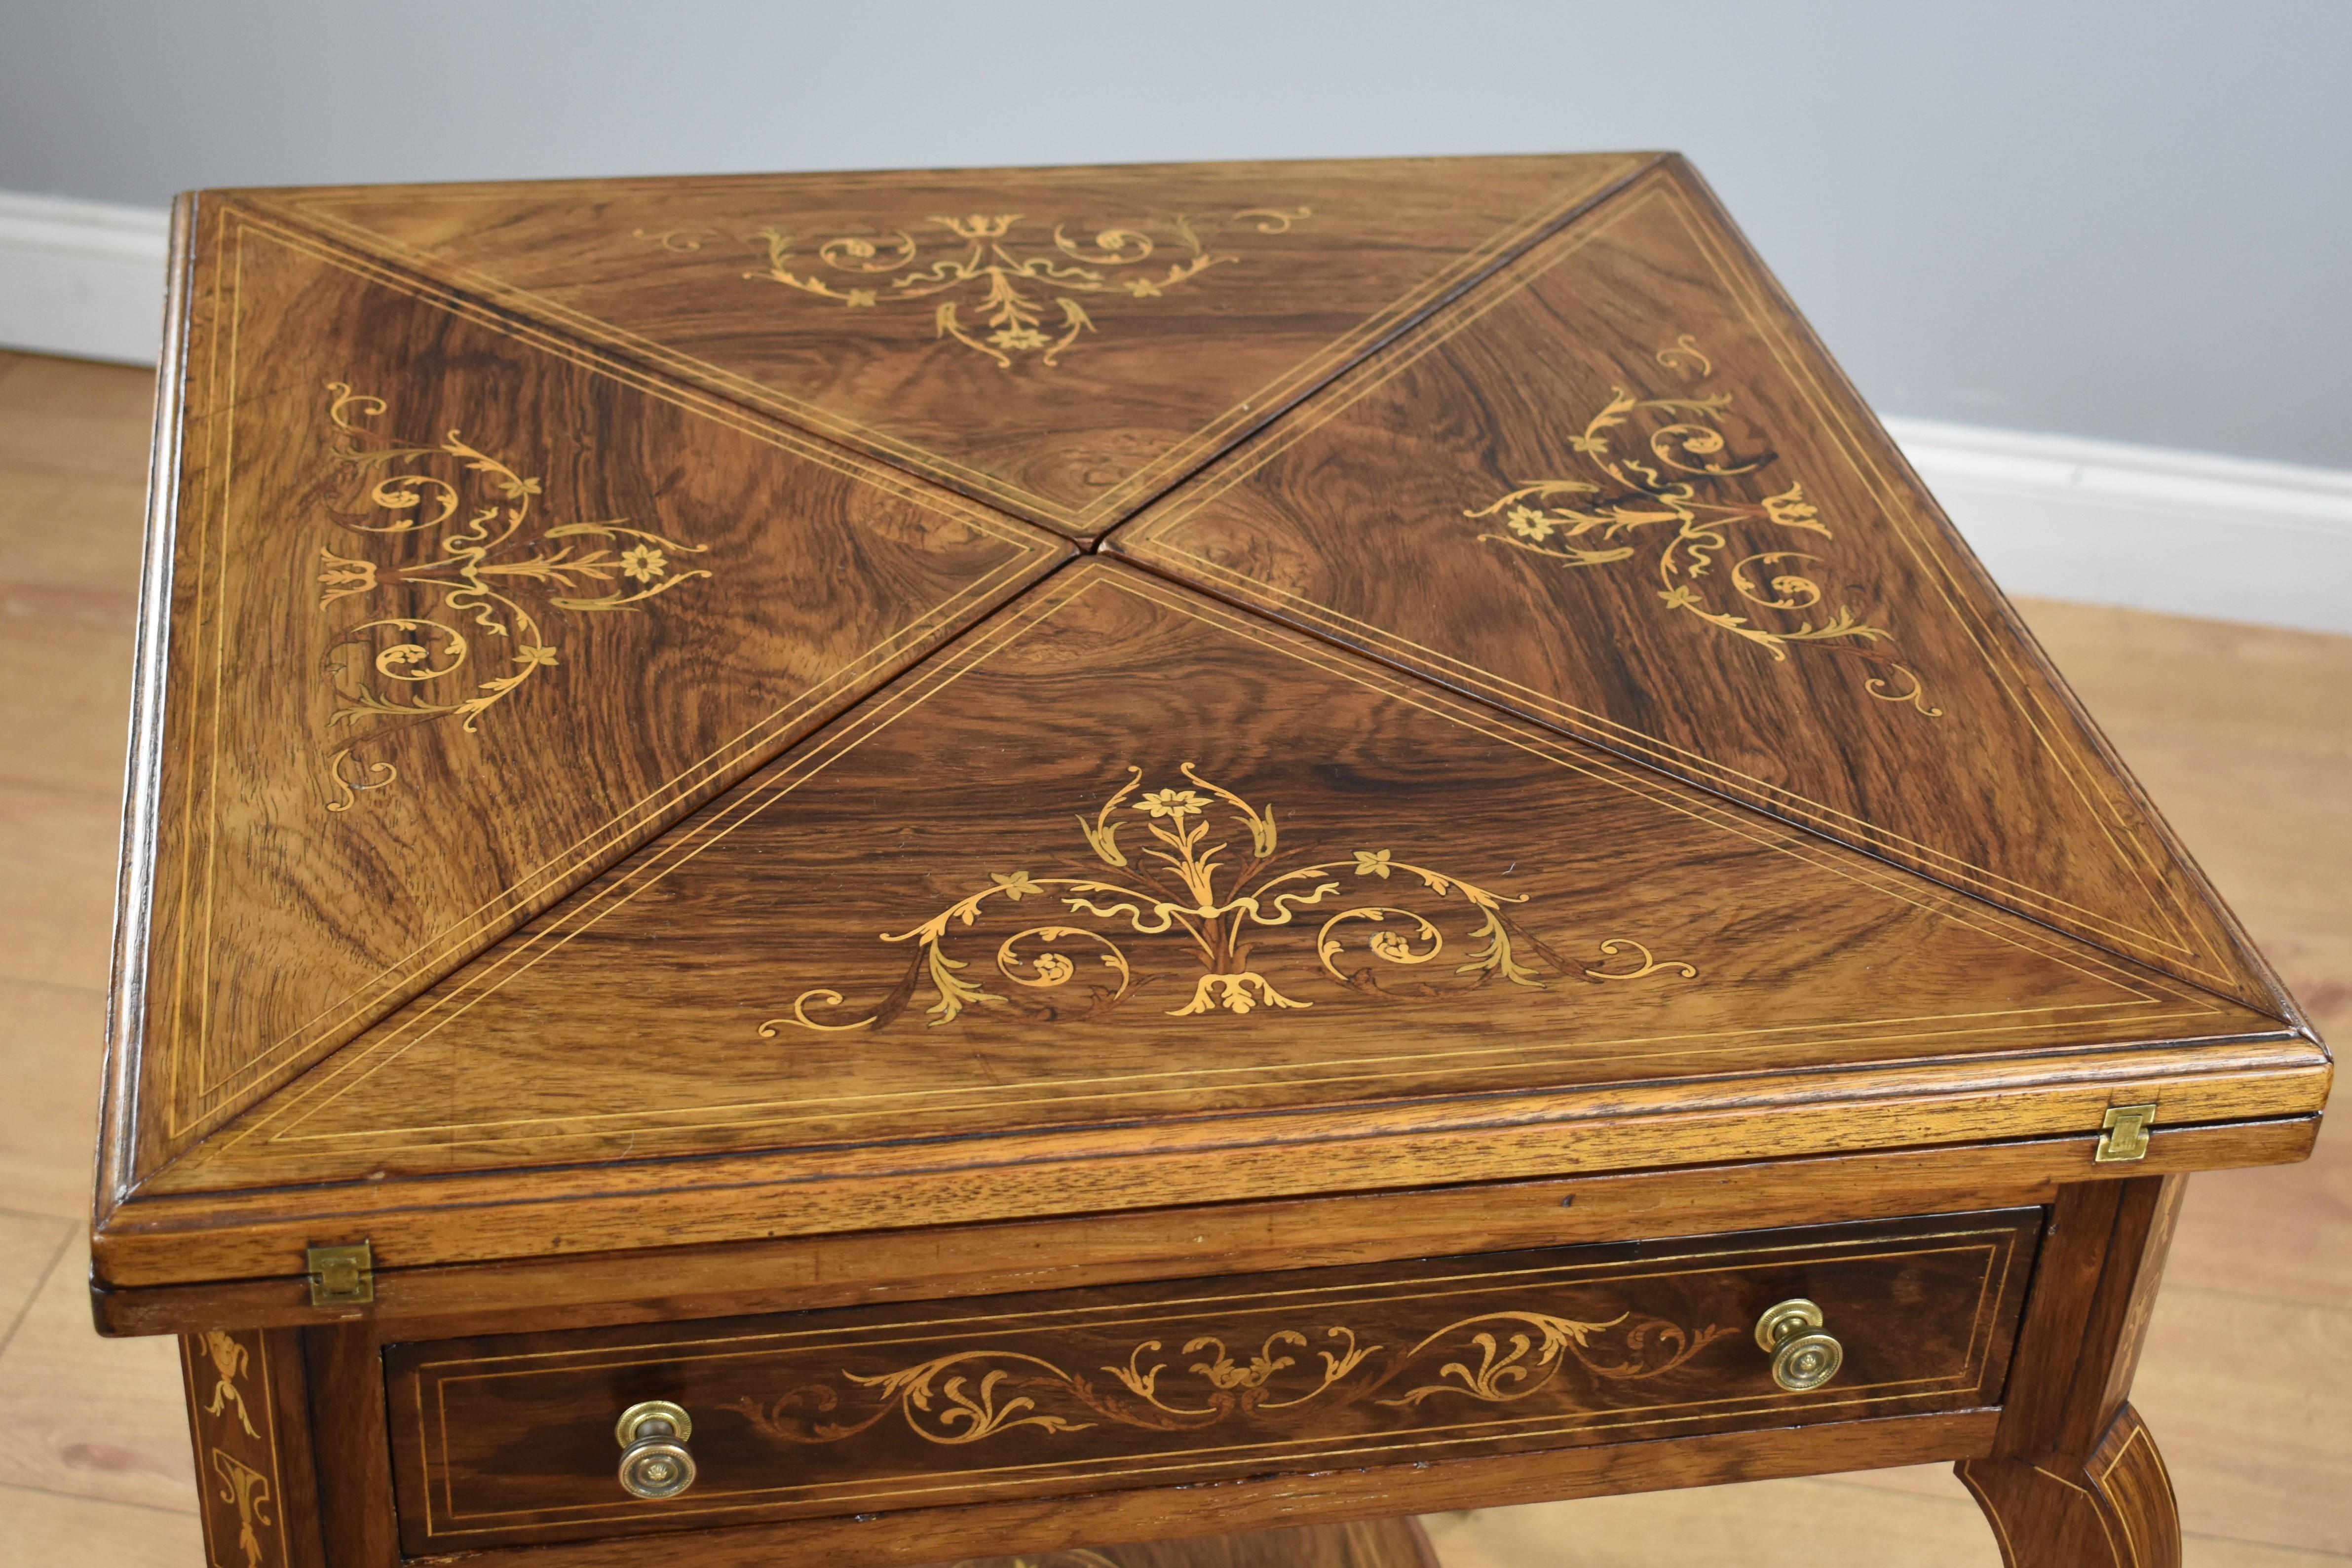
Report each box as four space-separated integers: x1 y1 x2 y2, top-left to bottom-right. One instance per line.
387 1209 2039 1551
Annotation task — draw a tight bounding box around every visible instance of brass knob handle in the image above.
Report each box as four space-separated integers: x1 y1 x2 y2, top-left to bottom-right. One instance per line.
615 1400 696 1499
1754 1298 1843 1392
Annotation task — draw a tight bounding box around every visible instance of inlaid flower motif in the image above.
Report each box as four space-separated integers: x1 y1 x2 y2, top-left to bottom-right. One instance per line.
1761 483 1823 532
316 546 378 607
1505 505 1556 541
313 381 714 811
728 207 1311 368
990 870 1045 900
1136 788 1210 821
760 764 1689 1041
1193 1339 1291 1391
1167 971 1312 1016
1464 351 1938 719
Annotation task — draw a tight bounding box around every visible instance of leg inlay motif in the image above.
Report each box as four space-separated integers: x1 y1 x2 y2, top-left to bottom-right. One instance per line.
1958 1403 2180 1568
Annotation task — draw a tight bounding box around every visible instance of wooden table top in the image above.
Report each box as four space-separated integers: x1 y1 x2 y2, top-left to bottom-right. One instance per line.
96 154 2327 1292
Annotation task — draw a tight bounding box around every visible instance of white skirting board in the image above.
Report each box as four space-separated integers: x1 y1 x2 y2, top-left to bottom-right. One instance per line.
1884 418 2352 637
3 188 2347 636
0 190 170 366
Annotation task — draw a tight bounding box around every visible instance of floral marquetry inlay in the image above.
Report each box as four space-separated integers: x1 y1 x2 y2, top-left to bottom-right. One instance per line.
720 1303 1734 1450
761 763 1694 1035
182 1328 284 1568
199 1329 260 1438
1465 336 1942 717
638 206 1311 367
311 382 714 810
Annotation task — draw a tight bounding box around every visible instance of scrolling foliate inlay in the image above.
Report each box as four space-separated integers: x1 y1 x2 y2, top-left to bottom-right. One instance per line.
719 1304 1734 1449
184 1328 282 1568
211 1451 276 1568
762 763 1695 1034
312 382 714 810
639 206 1311 367
199 1329 260 1439
1465 337 1941 717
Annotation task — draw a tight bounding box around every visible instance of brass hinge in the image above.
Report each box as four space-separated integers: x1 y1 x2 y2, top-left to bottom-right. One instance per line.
2094 1104 2158 1164
306 1242 375 1306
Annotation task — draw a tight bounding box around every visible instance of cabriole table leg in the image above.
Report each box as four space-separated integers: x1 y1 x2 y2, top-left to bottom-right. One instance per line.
1960 1404 2180 1567
1956 1175 2186 1567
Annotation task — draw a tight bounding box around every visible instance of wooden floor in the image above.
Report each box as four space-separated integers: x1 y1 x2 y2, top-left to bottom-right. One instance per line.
0 348 2341 1566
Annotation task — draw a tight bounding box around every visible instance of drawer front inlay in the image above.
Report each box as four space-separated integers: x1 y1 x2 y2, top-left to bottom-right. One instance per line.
388 1211 2037 1550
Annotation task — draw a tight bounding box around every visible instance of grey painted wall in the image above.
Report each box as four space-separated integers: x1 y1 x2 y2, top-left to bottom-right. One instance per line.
4 0 2346 467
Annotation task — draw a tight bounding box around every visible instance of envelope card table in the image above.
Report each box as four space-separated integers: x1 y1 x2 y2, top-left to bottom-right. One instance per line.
95 153 2329 1568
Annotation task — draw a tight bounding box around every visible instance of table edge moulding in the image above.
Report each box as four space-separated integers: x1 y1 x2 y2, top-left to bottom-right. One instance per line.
95 150 2331 1568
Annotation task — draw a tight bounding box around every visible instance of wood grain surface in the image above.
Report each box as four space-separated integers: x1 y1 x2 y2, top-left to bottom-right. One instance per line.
1111 157 2283 1016
99 155 2325 1299
379 1412 1999 1568
914 1516 1439 1568
1961 1403 2181 1566
107 197 1068 1184
382 1212 2036 1552
88 1120 2313 1339
89 559 2323 1286
249 155 1653 536
141 560 2301 1195
300 1323 400 1568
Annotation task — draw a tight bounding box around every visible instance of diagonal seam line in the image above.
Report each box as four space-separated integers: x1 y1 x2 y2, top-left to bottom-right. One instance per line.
145 206 1069 1155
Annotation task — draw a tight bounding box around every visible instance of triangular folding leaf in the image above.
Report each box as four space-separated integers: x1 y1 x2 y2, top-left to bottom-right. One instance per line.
251 155 1653 536
1114 161 2276 1010
154 562 2278 1192
123 199 1068 1176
